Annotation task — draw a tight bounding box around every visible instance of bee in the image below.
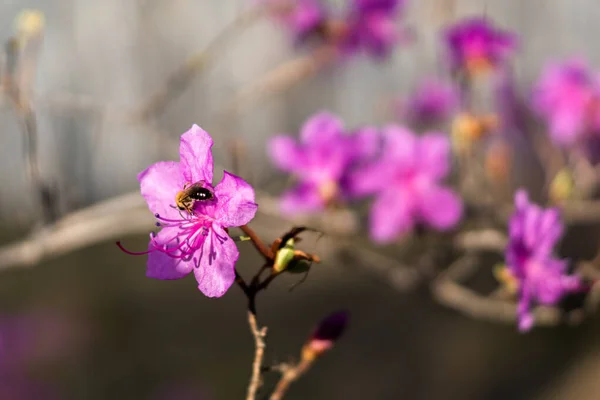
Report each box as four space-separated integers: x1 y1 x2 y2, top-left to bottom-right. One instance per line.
174 181 214 214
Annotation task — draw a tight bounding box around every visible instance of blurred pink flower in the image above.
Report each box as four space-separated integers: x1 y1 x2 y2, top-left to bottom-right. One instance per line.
443 17 517 74
398 78 460 126
349 126 462 243
505 190 584 331
531 58 600 146
118 125 258 297
268 112 379 214
340 0 406 58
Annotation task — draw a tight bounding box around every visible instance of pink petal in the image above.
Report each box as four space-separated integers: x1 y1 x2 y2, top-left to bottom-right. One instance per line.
300 112 344 144
280 183 325 215
146 228 194 280
369 189 414 244
212 171 258 227
419 186 463 230
138 161 185 219
351 126 381 159
418 132 451 179
179 125 214 184
268 136 305 172
345 162 388 197
194 225 238 297
381 125 418 169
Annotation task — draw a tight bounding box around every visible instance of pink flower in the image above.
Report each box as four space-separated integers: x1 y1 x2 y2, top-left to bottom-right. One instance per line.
506 190 584 331
268 112 378 214
118 125 258 297
398 78 460 127
443 17 517 74
349 126 463 243
531 58 600 146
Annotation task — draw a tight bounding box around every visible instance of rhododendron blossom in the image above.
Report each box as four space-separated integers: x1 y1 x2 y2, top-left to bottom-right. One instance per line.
341 0 405 58
118 125 258 298
505 190 584 331
268 112 378 214
443 17 517 74
532 58 600 146
349 126 463 243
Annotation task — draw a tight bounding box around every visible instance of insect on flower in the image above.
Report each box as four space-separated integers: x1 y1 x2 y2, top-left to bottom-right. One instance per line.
173 181 214 215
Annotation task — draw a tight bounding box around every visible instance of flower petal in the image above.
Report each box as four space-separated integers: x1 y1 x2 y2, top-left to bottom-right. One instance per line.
369 188 414 243
418 185 463 230
381 125 418 169
146 228 194 280
179 124 214 184
212 171 258 227
194 225 238 297
344 161 388 197
300 112 344 144
138 161 185 219
268 135 305 172
418 132 451 179
280 183 325 215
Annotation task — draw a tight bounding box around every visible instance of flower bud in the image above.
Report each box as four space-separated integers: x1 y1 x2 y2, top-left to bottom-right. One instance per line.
493 263 518 294
549 168 574 204
273 238 296 273
302 311 348 361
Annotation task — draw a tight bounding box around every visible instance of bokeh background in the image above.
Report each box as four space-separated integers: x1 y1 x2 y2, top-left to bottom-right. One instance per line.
1 0 600 399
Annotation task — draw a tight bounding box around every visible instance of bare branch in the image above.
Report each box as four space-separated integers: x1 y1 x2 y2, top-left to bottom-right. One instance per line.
269 358 314 400
215 45 336 120
246 311 268 400
136 6 263 120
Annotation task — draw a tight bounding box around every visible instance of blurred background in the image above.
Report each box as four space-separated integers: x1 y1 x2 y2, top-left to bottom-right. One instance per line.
1 0 600 399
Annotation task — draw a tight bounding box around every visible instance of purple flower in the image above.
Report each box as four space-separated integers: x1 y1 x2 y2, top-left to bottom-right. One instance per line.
505 190 583 331
118 125 258 297
349 126 463 243
340 0 405 58
398 78 460 126
531 58 600 146
443 17 517 74
260 0 327 43
268 112 378 214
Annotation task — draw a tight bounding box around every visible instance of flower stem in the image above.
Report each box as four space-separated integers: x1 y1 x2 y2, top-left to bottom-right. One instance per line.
269 358 314 400
246 311 267 400
240 225 274 260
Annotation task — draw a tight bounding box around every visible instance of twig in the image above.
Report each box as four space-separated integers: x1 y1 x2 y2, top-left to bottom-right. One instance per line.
215 45 336 120
454 229 507 253
0 205 153 271
5 29 57 223
269 358 314 400
431 255 571 327
240 224 274 260
246 311 268 400
136 6 263 120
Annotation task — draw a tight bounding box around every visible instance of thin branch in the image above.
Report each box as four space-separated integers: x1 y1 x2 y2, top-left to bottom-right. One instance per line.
240 224 274 260
431 255 576 327
215 45 336 120
246 311 268 400
269 358 313 400
136 6 264 120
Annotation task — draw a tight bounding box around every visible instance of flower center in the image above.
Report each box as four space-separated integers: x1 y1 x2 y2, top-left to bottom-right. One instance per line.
117 212 215 263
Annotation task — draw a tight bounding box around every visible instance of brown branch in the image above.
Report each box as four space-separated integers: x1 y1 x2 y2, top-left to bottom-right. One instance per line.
240 224 274 260
431 255 582 327
136 6 264 120
269 358 314 400
215 45 336 120
246 311 268 400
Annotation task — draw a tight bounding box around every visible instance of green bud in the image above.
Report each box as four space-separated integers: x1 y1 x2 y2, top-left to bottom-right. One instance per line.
273 238 295 273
